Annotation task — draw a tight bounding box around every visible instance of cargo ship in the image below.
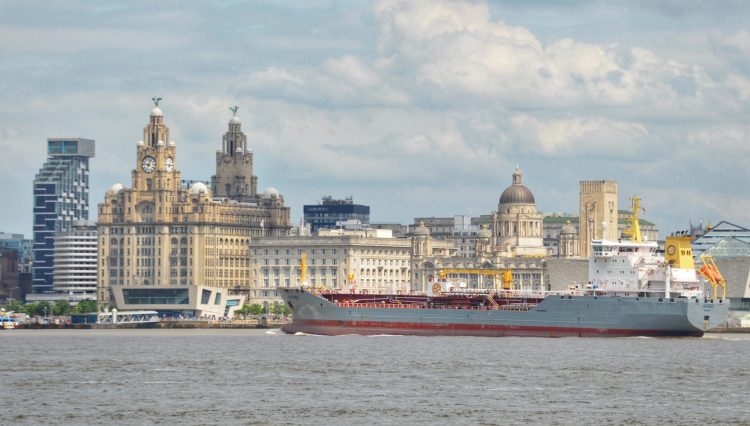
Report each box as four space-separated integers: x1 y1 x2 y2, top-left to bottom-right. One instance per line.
279 198 729 337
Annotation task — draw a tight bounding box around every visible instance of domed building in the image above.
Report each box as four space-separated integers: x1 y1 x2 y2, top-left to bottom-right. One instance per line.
491 166 548 257
97 101 291 316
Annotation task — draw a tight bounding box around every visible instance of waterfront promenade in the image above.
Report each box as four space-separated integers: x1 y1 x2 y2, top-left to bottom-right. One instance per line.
11 318 290 330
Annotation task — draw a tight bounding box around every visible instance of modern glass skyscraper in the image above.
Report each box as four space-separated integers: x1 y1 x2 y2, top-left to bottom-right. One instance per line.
32 138 95 294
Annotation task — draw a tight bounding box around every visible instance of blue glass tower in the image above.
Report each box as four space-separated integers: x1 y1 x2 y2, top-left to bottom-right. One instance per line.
32 138 95 294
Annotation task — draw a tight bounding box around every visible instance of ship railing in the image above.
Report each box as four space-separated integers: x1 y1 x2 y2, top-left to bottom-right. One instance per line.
498 303 534 311
335 302 423 309
333 302 540 311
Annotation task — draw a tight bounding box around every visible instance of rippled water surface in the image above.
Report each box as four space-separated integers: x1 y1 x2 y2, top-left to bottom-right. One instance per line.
1 329 749 425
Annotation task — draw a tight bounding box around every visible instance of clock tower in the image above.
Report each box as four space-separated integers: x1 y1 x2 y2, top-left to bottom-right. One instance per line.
133 101 180 196
97 100 291 313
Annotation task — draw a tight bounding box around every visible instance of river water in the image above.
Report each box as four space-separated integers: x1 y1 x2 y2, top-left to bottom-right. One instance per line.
1 329 748 425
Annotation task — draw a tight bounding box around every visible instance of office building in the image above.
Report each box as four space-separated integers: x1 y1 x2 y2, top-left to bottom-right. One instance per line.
0 232 33 269
303 196 370 233
0 249 21 302
97 102 290 315
52 220 97 302
32 138 95 295
249 228 411 306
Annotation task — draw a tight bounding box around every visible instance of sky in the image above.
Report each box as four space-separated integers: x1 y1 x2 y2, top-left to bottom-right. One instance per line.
1 0 749 238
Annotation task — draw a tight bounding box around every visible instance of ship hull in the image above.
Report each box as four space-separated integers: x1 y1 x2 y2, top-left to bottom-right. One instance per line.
280 288 729 337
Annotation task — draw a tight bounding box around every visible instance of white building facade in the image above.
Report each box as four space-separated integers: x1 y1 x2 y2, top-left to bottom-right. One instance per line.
53 220 98 302
249 229 412 305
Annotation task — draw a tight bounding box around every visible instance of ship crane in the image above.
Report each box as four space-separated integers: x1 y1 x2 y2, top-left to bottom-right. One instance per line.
438 268 513 290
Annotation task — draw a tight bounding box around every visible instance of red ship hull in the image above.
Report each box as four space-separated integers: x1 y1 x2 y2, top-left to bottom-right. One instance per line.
282 319 703 337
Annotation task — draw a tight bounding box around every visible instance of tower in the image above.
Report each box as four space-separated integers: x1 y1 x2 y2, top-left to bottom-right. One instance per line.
132 101 182 201
579 180 618 257
411 221 434 292
97 100 291 314
211 106 258 202
32 137 95 294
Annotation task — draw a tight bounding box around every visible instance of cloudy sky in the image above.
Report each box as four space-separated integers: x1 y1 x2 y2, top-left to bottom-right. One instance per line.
1 0 749 237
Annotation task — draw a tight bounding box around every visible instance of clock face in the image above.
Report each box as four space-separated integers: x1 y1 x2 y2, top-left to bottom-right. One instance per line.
141 156 156 173
165 157 174 173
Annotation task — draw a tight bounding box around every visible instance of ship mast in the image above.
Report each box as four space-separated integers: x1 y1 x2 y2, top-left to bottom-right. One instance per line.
300 253 307 286
622 195 643 242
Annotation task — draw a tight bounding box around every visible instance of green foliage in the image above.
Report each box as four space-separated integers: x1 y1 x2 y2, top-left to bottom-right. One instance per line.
34 302 51 317
52 300 71 316
22 303 37 316
75 300 97 313
235 304 251 316
249 304 264 316
3 299 24 313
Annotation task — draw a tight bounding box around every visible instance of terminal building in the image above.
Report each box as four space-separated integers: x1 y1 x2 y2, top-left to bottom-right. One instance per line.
96 102 291 318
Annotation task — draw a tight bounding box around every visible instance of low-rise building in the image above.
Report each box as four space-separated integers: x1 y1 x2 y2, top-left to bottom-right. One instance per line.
249 229 412 306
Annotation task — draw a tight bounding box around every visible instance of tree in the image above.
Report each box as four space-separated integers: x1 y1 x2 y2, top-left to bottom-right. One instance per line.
234 304 251 317
22 303 38 316
52 300 71 316
273 303 289 315
75 300 97 313
281 304 291 316
4 299 23 313
249 304 264 316
35 302 52 317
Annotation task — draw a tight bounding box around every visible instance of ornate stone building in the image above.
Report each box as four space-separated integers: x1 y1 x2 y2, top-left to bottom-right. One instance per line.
96 102 291 314
249 229 412 306
405 167 551 292
491 166 547 257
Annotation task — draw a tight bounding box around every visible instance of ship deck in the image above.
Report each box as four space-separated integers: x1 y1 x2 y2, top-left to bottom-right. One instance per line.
317 291 544 312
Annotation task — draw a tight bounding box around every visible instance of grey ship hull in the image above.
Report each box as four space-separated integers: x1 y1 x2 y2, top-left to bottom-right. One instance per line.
280 288 729 337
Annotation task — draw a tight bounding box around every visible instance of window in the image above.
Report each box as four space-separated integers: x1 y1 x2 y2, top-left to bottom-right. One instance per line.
122 288 189 305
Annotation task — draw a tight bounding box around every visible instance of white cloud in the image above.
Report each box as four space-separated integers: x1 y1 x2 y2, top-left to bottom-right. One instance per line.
1 0 749 235
510 115 650 157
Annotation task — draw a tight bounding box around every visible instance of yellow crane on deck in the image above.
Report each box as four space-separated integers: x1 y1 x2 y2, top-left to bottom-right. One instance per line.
438 268 513 290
